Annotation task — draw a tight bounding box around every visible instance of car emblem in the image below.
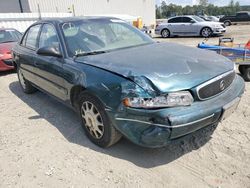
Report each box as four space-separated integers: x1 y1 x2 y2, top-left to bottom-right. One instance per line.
220 80 225 91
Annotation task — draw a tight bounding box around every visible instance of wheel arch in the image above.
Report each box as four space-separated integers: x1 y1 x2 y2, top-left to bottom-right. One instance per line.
161 27 171 37
70 85 86 109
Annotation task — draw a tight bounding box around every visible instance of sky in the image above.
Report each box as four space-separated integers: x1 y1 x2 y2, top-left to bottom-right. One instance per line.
156 0 250 6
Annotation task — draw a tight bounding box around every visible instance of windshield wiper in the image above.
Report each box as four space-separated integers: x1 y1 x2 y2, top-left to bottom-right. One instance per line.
74 50 107 58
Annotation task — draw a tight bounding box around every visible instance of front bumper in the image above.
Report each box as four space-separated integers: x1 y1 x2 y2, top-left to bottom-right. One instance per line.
213 27 226 34
109 75 244 148
0 59 14 71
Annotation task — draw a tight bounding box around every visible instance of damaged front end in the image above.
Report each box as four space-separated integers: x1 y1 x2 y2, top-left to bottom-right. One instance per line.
109 74 244 148
112 76 195 147
121 76 194 109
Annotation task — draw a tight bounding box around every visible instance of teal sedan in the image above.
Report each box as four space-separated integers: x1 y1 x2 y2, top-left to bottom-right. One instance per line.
12 17 245 148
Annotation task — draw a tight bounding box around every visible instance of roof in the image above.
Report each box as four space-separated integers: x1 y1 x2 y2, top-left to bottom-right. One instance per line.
36 16 119 24
0 28 18 31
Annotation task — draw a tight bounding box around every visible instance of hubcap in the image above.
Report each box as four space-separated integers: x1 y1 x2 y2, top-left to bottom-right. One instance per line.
81 101 104 139
162 30 169 38
18 68 26 89
202 28 211 37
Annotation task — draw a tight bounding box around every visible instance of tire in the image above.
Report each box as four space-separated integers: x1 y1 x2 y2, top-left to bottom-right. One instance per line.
200 27 213 37
78 91 122 147
161 29 170 38
238 65 246 75
17 66 37 94
241 66 250 81
224 21 231 26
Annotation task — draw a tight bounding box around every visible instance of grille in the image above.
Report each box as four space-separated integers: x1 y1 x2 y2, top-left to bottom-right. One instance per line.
3 59 13 66
197 71 235 100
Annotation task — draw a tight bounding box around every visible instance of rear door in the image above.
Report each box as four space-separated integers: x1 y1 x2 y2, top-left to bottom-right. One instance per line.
167 17 183 35
33 23 67 101
17 24 41 83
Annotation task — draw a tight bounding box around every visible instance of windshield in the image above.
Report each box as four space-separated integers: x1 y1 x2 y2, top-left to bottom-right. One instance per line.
191 16 205 22
61 18 154 57
0 29 22 43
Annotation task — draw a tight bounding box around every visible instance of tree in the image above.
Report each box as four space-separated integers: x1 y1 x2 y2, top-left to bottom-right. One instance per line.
235 1 240 12
155 1 243 19
199 0 208 7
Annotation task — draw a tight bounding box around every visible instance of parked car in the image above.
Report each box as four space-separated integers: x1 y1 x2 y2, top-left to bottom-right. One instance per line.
219 11 250 26
0 28 22 71
206 16 220 22
155 15 226 38
199 15 226 28
12 17 245 148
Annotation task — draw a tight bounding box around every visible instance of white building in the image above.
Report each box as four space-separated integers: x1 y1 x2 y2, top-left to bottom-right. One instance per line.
0 0 155 26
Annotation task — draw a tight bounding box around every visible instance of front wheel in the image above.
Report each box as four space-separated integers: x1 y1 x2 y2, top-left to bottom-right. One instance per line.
240 66 250 81
78 91 122 147
17 66 37 94
200 27 213 37
224 21 231 26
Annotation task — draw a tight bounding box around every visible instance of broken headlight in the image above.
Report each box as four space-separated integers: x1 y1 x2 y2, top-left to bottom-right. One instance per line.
123 91 193 108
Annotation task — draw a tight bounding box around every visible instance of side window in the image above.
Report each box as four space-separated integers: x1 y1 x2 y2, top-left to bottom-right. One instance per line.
25 25 41 49
182 17 192 23
236 13 248 18
39 24 59 48
168 17 182 23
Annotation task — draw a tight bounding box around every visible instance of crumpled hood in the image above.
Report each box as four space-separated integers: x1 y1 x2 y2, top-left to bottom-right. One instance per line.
76 42 234 92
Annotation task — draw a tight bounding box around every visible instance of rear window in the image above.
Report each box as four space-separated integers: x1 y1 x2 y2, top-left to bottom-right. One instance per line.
168 17 182 23
0 29 22 43
23 24 41 49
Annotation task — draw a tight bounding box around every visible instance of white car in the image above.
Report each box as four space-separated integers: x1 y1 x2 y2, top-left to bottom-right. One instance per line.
155 15 226 38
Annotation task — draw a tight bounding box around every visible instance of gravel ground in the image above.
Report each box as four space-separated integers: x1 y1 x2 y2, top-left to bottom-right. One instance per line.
0 25 250 188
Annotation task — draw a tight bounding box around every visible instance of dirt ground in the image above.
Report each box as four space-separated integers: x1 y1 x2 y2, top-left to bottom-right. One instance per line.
0 25 250 188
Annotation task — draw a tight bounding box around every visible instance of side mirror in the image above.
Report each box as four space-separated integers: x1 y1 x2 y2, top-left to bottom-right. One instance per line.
190 20 196 24
37 46 62 58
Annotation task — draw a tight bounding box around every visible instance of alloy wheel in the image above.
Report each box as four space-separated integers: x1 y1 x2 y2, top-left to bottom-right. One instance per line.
161 29 170 38
18 68 26 89
81 101 104 139
201 28 212 37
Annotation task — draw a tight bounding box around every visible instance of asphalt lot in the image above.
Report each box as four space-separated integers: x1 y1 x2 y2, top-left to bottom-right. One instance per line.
0 24 250 188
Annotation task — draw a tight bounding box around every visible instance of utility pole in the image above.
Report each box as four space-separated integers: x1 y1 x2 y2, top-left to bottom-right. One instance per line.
37 4 41 20
18 0 23 13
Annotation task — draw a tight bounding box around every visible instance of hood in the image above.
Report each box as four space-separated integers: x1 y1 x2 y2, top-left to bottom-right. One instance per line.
76 42 234 92
0 42 16 54
204 21 223 27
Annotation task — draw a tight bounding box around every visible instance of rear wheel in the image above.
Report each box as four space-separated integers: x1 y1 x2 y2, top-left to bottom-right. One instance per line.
78 91 122 147
200 27 213 37
17 66 37 94
161 29 170 38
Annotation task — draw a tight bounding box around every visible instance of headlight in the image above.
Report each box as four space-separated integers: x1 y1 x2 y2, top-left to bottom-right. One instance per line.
123 91 193 109
0 54 4 57
212 25 222 28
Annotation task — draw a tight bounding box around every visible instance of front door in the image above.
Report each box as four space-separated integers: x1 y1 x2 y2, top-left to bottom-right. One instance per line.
33 23 67 101
180 17 197 35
